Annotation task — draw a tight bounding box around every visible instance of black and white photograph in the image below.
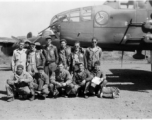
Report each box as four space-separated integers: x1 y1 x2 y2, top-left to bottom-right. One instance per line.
0 0 152 119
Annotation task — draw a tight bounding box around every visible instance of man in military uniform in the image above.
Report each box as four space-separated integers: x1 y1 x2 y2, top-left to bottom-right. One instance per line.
70 41 87 74
24 39 31 50
12 41 27 72
26 42 46 76
49 62 73 98
58 39 71 71
35 42 46 68
32 66 49 100
5 65 34 102
85 37 102 72
43 36 59 77
26 43 38 76
90 61 107 97
72 63 92 98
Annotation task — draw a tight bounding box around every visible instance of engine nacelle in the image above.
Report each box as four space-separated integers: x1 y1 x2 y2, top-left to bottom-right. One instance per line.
133 50 145 59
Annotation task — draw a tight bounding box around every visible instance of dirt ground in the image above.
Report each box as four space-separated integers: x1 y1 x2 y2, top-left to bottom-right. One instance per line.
0 60 152 119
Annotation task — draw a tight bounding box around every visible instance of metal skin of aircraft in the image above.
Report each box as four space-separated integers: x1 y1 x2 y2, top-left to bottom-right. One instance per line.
46 0 152 60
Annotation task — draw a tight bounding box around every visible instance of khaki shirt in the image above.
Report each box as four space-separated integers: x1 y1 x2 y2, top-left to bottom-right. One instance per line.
7 72 33 87
43 45 58 64
27 50 36 65
73 70 92 85
12 49 27 72
71 49 87 70
91 68 106 79
86 46 102 69
50 69 72 84
58 46 71 68
34 72 49 90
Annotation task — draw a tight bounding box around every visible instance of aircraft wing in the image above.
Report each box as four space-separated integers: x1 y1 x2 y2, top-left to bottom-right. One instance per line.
0 37 19 44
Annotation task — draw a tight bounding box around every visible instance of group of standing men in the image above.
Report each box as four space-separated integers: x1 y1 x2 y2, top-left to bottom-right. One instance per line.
5 36 107 102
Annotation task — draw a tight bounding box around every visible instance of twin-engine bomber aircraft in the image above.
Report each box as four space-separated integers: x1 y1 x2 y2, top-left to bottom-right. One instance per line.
46 0 152 59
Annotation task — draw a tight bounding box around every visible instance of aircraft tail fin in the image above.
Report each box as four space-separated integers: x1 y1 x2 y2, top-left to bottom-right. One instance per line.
27 32 32 38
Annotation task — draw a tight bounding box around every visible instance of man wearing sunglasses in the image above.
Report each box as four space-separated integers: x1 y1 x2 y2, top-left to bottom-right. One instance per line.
85 37 102 72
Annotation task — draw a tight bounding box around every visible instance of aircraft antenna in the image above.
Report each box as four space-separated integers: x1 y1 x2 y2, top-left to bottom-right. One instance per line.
121 51 124 68
119 19 132 45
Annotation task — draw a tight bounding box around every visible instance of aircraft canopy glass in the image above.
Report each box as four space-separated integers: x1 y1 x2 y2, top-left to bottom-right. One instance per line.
51 7 92 24
82 7 92 21
119 0 135 9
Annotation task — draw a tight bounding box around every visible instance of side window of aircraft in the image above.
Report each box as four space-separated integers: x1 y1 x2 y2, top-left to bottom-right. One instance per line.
81 7 92 21
119 0 135 9
69 10 80 22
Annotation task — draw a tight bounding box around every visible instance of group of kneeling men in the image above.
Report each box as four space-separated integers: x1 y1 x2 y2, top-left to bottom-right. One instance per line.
5 36 108 102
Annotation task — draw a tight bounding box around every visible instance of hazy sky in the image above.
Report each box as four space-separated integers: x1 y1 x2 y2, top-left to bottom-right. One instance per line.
0 0 105 38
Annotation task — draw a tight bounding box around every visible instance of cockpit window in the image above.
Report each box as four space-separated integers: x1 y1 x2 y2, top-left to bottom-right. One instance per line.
69 9 80 22
82 7 92 21
70 10 80 17
119 0 135 9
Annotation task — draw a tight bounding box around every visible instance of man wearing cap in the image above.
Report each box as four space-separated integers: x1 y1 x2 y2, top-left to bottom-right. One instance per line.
5 64 34 102
24 39 31 50
49 62 73 98
43 36 59 77
72 62 92 98
32 66 49 100
35 42 45 68
85 37 102 72
26 42 38 76
12 41 27 72
70 41 87 74
58 39 71 71
89 61 107 97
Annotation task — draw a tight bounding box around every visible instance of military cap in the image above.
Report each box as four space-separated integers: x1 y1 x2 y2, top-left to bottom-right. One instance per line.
76 62 84 66
94 61 100 66
35 42 41 46
45 36 52 40
37 66 44 70
17 64 24 69
60 39 67 43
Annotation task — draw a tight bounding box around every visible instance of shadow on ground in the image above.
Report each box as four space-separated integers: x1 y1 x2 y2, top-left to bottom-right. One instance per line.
107 69 152 92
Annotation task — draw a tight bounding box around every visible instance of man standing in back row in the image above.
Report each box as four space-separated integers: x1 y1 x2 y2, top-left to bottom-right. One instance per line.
43 36 59 78
85 37 102 72
12 41 27 72
58 39 71 71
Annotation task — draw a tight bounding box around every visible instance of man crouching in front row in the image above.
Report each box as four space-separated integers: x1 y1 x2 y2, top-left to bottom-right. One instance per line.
5 65 34 102
72 62 92 98
32 66 50 100
49 62 73 98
